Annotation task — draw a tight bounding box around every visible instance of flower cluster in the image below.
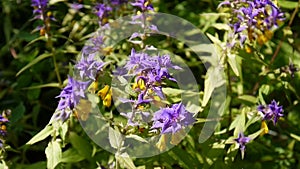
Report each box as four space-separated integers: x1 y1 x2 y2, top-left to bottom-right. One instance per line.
119 49 195 134
258 100 284 125
124 49 181 107
151 103 195 134
131 0 153 11
31 0 54 36
219 0 285 47
94 3 112 26
93 0 129 26
75 54 105 81
0 109 10 148
55 35 107 122
55 76 89 121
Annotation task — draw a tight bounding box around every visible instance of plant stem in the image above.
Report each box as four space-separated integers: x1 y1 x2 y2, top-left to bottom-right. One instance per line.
52 47 62 86
226 62 233 126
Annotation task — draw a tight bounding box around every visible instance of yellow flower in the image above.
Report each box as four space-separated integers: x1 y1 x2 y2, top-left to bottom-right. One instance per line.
98 85 110 100
260 120 269 136
103 90 112 107
132 78 146 90
88 81 98 94
245 45 252 53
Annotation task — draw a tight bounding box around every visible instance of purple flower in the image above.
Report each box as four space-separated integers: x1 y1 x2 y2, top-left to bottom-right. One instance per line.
31 0 48 11
82 36 105 55
219 0 285 47
0 116 9 123
0 114 9 137
75 54 105 80
288 63 298 78
31 0 55 36
56 76 89 121
257 100 284 125
94 3 112 25
124 49 181 99
151 103 195 134
31 0 48 20
235 132 251 156
70 3 83 11
131 0 153 11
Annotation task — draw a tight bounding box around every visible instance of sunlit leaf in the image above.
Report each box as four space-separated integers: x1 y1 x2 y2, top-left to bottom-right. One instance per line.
278 0 299 9
108 127 123 149
26 125 53 145
291 133 300 142
116 152 136 169
45 140 62 169
227 53 240 76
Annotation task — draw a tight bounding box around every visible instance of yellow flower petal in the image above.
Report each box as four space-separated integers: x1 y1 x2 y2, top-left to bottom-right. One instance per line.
260 120 269 136
98 85 110 100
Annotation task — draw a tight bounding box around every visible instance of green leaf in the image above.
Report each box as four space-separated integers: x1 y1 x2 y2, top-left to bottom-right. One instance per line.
202 67 225 106
206 33 221 45
229 110 245 136
290 133 300 142
26 125 53 145
116 153 136 169
211 23 230 31
49 0 66 5
11 102 25 123
227 53 240 76
169 147 198 168
27 87 41 100
61 148 85 163
16 53 52 76
237 95 257 104
162 88 183 96
125 134 148 143
248 129 264 140
25 36 46 47
69 132 92 159
45 140 62 169
22 83 61 90
19 161 46 169
278 0 299 9
245 115 261 129
59 122 68 142
108 127 123 149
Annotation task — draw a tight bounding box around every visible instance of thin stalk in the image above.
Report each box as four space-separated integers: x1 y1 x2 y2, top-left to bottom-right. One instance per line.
226 62 233 126
41 5 62 87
